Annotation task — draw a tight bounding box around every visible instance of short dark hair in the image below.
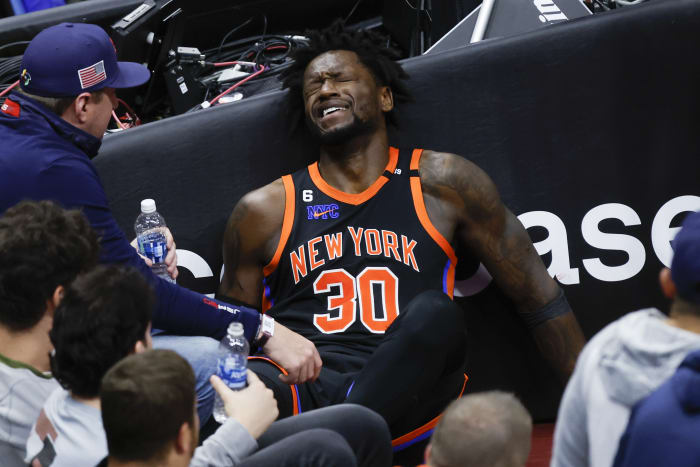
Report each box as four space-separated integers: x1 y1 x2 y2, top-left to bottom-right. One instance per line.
0 200 99 332
50 265 153 398
430 391 532 467
101 349 196 463
281 20 411 127
15 87 105 116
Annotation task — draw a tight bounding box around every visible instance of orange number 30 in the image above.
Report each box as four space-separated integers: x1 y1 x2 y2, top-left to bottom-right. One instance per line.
313 267 400 334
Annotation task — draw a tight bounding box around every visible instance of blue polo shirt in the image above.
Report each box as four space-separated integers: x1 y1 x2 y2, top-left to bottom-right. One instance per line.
0 92 259 341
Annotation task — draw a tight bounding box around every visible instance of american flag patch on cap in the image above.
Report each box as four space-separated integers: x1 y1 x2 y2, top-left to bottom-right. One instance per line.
78 60 106 89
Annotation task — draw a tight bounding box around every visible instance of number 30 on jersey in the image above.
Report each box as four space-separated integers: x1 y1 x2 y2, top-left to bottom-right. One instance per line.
312 266 399 334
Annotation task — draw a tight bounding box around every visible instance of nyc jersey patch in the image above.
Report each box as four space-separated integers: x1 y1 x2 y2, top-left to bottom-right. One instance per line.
307 203 340 220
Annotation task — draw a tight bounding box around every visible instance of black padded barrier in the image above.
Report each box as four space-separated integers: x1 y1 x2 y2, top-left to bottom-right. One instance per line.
96 0 700 420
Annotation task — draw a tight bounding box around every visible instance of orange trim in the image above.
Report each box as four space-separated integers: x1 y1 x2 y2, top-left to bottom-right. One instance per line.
391 373 469 448
248 356 300 415
445 260 456 299
308 147 399 205
410 176 458 292
409 150 457 263
408 148 458 298
263 175 295 277
409 148 422 170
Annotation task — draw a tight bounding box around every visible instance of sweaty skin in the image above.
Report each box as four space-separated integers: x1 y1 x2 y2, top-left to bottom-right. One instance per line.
221 50 584 381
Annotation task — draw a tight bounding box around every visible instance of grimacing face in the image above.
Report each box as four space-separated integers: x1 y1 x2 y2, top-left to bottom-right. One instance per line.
302 50 393 145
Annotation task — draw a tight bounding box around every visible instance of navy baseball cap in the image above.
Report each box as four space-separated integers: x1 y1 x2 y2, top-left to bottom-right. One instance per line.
671 210 700 304
19 22 150 98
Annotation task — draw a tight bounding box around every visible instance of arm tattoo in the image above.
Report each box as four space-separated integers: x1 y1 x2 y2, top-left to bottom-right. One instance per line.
532 313 585 382
422 151 584 379
424 152 550 310
221 200 249 293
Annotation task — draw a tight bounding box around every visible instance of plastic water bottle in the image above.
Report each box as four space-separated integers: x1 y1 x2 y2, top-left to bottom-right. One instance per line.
134 199 175 283
212 322 249 424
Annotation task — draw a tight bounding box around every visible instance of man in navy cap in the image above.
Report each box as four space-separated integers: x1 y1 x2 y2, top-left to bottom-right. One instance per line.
552 209 700 467
0 23 319 425
612 210 700 467
10 22 150 139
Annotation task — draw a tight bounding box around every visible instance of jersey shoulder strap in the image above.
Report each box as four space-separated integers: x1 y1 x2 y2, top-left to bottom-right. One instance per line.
262 174 296 277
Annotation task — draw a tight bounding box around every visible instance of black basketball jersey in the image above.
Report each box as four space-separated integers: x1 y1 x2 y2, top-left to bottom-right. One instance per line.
262 147 458 363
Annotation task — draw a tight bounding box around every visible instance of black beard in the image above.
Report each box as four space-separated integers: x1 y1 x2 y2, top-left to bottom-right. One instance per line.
305 112 377 146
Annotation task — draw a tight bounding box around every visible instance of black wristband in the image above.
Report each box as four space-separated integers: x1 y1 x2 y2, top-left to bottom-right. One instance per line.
256 333 270 350
519 288 572 330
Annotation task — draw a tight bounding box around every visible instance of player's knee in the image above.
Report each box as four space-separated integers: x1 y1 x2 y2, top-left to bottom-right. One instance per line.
248 361 294 419
403 290 465 341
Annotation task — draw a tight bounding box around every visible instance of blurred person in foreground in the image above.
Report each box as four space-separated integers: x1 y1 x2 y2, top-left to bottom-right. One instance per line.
98 349 392 467
0 200 99 466
551 210 700 467
425 391 532 467
613 350 700 467
25 265 153 466
612 212 700 467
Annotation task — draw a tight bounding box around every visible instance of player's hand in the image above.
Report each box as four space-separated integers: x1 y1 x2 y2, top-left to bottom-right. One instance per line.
163 227 178 280
210 371 278 439
263 323 322 384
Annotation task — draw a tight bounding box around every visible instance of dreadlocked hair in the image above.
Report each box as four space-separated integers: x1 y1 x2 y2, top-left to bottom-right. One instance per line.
281 20 412 128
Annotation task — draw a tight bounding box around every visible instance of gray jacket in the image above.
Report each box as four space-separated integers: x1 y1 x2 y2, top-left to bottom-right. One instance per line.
190 418 258 467
551 308 700 467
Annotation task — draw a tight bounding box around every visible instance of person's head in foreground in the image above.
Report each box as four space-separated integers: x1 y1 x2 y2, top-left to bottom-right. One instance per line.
426 391 533 467
0 200 99 463
100 349 198 467
0 200 99 368
16 22 149 138
24 265 154 466
661 209 700 315
281 20 411 144
50 264 154 400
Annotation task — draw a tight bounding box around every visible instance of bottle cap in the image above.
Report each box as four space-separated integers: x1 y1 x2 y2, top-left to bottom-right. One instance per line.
140 199 156 214
227 321 244 337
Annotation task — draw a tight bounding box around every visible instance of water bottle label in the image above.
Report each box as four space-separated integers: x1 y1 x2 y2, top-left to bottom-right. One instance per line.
217 356 247 390
138 231 167 264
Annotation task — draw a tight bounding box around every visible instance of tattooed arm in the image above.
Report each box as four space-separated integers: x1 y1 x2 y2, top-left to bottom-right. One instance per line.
221 179 322 384
221 180 284 305
419 151 585 381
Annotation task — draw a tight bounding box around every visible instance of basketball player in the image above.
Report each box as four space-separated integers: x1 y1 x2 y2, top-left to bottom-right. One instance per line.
219 22 585 463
